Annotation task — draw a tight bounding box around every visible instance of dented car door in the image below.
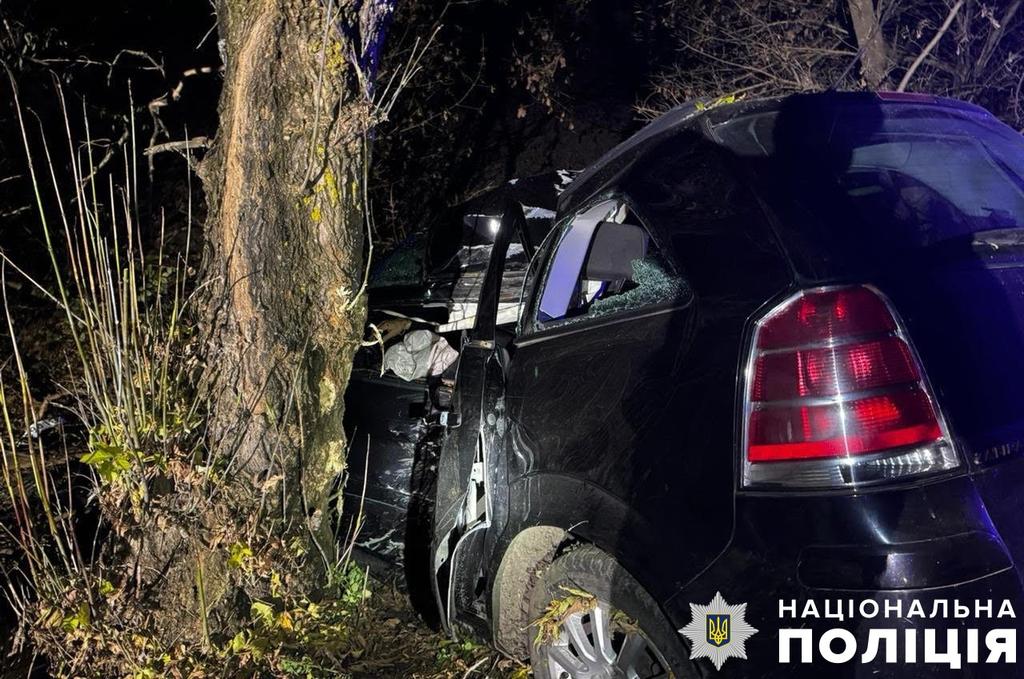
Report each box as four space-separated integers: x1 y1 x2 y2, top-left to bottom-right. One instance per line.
431 201 527 629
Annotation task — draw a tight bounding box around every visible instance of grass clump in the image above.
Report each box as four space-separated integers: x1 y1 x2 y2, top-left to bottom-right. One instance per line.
0 78 209 675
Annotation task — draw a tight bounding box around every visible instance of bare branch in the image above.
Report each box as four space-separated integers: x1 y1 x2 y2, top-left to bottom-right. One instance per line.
976 0 1023 74
143 136 211 157
898 0 966 92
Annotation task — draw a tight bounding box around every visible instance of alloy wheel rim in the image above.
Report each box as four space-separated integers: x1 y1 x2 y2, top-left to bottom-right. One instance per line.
540 600 672 679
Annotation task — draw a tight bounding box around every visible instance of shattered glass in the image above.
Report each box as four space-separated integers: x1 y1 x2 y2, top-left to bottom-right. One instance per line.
536 196 688 326
369 238 425 288
588 257 688 317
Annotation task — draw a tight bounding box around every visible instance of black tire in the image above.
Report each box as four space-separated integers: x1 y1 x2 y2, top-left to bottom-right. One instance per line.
527 545 698 679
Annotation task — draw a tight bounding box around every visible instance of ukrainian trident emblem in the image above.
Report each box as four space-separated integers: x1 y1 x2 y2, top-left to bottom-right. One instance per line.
680 592 758 670
706 613 730 647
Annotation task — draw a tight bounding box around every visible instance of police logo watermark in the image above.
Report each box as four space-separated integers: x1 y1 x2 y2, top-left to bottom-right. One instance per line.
680 592 758 670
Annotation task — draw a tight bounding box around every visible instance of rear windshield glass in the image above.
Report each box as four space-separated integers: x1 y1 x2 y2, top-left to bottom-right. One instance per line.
716 102 1024 250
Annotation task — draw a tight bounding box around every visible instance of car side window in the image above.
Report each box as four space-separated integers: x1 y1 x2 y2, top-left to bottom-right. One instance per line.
535 198 687 327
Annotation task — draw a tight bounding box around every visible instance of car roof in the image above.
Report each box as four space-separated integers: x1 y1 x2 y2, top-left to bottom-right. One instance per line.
557 91 991 215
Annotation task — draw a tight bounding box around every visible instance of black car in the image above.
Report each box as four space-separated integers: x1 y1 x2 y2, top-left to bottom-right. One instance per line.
344 92 1024 677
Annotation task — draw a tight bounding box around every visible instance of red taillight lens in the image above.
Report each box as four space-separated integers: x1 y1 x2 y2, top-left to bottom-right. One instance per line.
748 388 942 462
756 287 895 350
752 336 919 401
743 286 958 488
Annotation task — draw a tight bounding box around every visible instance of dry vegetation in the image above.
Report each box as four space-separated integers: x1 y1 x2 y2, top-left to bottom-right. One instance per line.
637 0 1024 125
0 79 521 678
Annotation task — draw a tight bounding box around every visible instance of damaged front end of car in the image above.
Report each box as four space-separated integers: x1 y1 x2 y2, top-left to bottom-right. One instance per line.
430 200 526 636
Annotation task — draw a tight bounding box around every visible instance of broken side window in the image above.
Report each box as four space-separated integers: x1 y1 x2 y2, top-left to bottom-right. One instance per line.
535 198 688 327
369 234 426 289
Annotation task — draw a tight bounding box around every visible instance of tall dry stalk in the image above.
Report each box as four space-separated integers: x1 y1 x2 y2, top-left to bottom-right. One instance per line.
0 78 205 673
0 72 377 678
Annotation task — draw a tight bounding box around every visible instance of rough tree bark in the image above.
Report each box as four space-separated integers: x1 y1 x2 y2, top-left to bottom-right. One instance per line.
847 0 889 88
186 0 369 639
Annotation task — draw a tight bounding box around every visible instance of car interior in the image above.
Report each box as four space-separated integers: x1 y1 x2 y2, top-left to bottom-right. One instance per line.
536 199 686 327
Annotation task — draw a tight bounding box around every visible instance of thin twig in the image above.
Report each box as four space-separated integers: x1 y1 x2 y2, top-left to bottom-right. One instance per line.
898 0 965 92
461 657 488 679
77 126 129 189
302 0 336 185
143 136 211 157
976 0 1023 73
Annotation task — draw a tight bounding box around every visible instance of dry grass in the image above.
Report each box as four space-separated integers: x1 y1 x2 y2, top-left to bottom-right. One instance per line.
0 73 532 678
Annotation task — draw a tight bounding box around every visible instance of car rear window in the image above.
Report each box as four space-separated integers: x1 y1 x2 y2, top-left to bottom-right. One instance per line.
715 102 1024 251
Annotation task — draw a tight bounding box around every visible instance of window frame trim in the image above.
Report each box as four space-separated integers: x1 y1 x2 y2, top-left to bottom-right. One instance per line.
517 191 690 340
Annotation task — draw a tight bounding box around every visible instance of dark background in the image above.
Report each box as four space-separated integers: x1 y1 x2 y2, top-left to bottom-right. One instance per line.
5 0 1023 263
0 0 658 267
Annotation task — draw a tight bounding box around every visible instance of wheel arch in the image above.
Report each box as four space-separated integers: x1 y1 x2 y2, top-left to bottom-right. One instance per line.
488 473 670 658
490 525 571 658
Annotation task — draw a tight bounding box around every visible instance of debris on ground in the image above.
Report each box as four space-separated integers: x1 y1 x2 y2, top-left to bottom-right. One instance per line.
530 585 598 648
345 574 528 679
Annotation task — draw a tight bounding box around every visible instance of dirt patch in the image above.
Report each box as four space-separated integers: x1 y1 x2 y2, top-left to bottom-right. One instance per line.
344 574 528 679
0 569 530 678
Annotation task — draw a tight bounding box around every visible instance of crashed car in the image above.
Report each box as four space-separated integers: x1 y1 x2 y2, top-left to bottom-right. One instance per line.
344 93 1024 677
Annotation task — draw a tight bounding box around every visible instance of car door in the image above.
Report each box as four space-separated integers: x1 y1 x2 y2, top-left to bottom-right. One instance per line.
430 201 531 630
342 209 521 567
502 194 708 603
501 133 792 605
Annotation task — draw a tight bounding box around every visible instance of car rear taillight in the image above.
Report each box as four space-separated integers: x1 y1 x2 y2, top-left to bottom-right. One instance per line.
742 286 960 488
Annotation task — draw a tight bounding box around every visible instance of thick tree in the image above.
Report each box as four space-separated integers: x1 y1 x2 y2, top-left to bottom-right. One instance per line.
201 0 366 556
6 1 393 673
847 0 889 88
189 0 391 634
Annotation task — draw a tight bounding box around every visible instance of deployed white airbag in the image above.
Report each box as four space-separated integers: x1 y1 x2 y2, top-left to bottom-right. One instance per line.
382 329 459 381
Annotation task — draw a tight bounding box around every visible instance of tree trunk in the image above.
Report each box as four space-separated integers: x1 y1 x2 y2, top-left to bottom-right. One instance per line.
847 0 889 88
188 0 366 638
